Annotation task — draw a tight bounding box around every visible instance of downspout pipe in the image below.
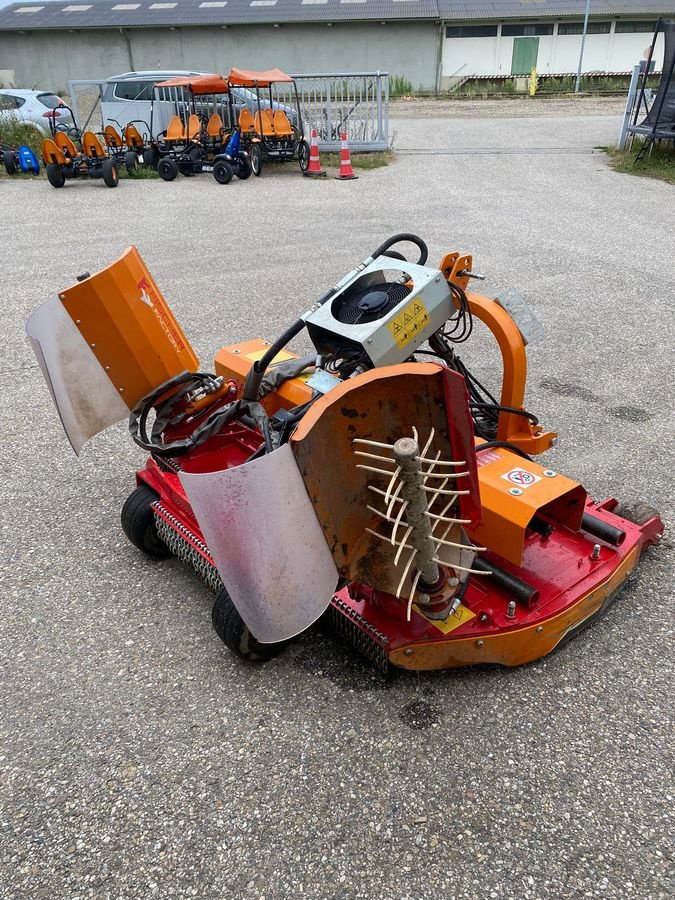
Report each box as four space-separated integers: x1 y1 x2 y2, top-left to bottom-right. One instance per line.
120 27 135 72
435 20 445 93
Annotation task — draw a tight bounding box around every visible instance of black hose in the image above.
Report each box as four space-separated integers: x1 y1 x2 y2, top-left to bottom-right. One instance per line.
370 233 428 265
474 440 533 461
244 317 307 400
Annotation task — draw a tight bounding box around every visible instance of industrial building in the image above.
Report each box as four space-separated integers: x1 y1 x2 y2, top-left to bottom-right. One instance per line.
0 0 673 91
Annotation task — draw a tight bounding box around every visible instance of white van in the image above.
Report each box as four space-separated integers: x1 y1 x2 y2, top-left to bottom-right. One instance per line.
100 70 205 138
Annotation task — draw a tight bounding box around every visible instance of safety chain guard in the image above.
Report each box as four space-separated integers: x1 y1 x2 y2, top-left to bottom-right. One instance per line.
327 594 390 674
152 502 224 595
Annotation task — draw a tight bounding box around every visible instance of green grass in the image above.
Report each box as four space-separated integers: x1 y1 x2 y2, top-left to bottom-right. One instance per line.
390 76 414 98
320 150 393 170
0 120 43 156
119 162 159 179
604 143 675 185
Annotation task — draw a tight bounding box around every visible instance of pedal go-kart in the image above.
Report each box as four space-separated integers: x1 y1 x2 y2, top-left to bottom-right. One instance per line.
26 234 663 672
101 123 143 175
153 74 251 184
2 143 40 176
41 128 119 189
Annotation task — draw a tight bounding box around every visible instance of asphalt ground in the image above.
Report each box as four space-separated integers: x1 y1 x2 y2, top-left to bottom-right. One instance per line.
1 106 674 900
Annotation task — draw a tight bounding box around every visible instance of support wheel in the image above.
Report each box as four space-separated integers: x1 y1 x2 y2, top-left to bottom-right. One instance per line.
298 139 310 172
102 158 119 187
121 484 171 559
124 150 139 175
142 147 157 169
212 159 234 185
249 142 263 176
234 155 252 180
46 162 65 188
3 150 16 175
211 587 287 662
158 157 178 181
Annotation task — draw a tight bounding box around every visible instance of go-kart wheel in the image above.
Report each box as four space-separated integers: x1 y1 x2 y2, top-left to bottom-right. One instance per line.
249 142 263 176
102 158 119 188
298 139 310 172
234 156 252 180
212 159 234 185
142 147 157 169
179 148 202 177
211 587 288 662
158 157 178 181
124 150 139 175
3 150 16 175
46 163 65 188
121 484 171 559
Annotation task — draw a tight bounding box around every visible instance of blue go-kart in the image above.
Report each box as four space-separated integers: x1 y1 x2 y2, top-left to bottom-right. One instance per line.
3 144 40 176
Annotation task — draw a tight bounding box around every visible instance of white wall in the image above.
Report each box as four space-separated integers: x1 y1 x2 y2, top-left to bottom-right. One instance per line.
441 22 666 85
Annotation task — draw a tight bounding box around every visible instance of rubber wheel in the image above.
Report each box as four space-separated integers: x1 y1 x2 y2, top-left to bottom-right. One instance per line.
212 159 234 185
212 587 288 662
158 157 178 181
3 150 16 175
298 139 310 172
234 156 252 180
142 147 157 169
46 162 65 188
124 150 139 175
102 158 119 188
249 142 263 176
121 484 171 559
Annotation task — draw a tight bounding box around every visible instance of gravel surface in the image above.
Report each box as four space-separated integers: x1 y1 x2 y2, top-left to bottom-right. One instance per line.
1 108 674 900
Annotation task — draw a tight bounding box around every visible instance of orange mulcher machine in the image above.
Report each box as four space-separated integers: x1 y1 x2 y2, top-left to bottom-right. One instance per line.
26 233 663 672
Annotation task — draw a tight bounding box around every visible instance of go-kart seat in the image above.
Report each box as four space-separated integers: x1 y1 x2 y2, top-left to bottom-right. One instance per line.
124 124 145 150
186 114 202 142
273 110 293 137
103 125 123 150
54 132 79 159
206 113 224 141
238 108 255 133
164 116 186 143
254 109 275 137
82 131 108 159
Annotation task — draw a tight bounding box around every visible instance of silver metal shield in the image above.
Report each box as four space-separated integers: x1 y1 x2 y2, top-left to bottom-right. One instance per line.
179 444 338 644
26 296 129 454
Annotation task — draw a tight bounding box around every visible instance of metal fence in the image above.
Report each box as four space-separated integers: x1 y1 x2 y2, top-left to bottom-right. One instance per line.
67 71 389 153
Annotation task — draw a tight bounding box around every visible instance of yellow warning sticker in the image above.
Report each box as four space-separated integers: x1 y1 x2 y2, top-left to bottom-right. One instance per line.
413 603 476 634
388 298 430 349
244 348 295 363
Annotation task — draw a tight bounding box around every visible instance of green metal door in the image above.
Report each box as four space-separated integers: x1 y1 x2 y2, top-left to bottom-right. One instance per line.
511 37 539 75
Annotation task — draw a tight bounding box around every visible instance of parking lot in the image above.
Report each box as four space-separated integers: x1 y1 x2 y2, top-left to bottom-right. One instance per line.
1 100 674 900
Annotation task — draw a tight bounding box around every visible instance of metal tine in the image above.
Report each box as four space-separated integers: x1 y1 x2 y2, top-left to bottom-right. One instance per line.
365 527 412 551
427 510 471 525
368 485 404 501
416 456 467 467
422 486 470 496
386 479 404 519
433 557 487 575
419 426 435 461
356 463 399 477
394 524 414 566
353 438 396 450
383 465 402 506
366 504 396 522
419 470 470 480
406 569 422 622
434 534 487 552
391 496 409 546
395 546 418 602
354 451 397 465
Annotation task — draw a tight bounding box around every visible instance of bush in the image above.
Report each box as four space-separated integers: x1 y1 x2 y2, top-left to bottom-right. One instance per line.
0 118 43 156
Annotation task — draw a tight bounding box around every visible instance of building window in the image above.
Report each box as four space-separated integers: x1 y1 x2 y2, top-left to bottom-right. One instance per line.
615 20 657 34
501 24 554 37
558 21 611 35
445 25 498 39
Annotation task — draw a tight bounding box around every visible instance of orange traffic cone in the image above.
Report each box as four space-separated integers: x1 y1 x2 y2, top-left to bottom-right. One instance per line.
335 132 358 180
303 128 326 178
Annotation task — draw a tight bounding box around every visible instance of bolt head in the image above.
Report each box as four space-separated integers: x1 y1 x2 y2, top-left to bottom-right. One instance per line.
418 592 430 605
536 625 544 633
476 640 484 648
509 487 523 496
404 648 414 656
543 469 557 478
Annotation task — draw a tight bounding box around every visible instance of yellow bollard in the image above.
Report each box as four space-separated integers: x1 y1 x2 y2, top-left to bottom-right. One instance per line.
529 68 538 97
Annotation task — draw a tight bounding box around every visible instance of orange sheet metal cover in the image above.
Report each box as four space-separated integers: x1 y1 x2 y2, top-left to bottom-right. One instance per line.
227 67 293 87
155 74 229 94
469 446 586 567
290 363 481 596
59 245 198 409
